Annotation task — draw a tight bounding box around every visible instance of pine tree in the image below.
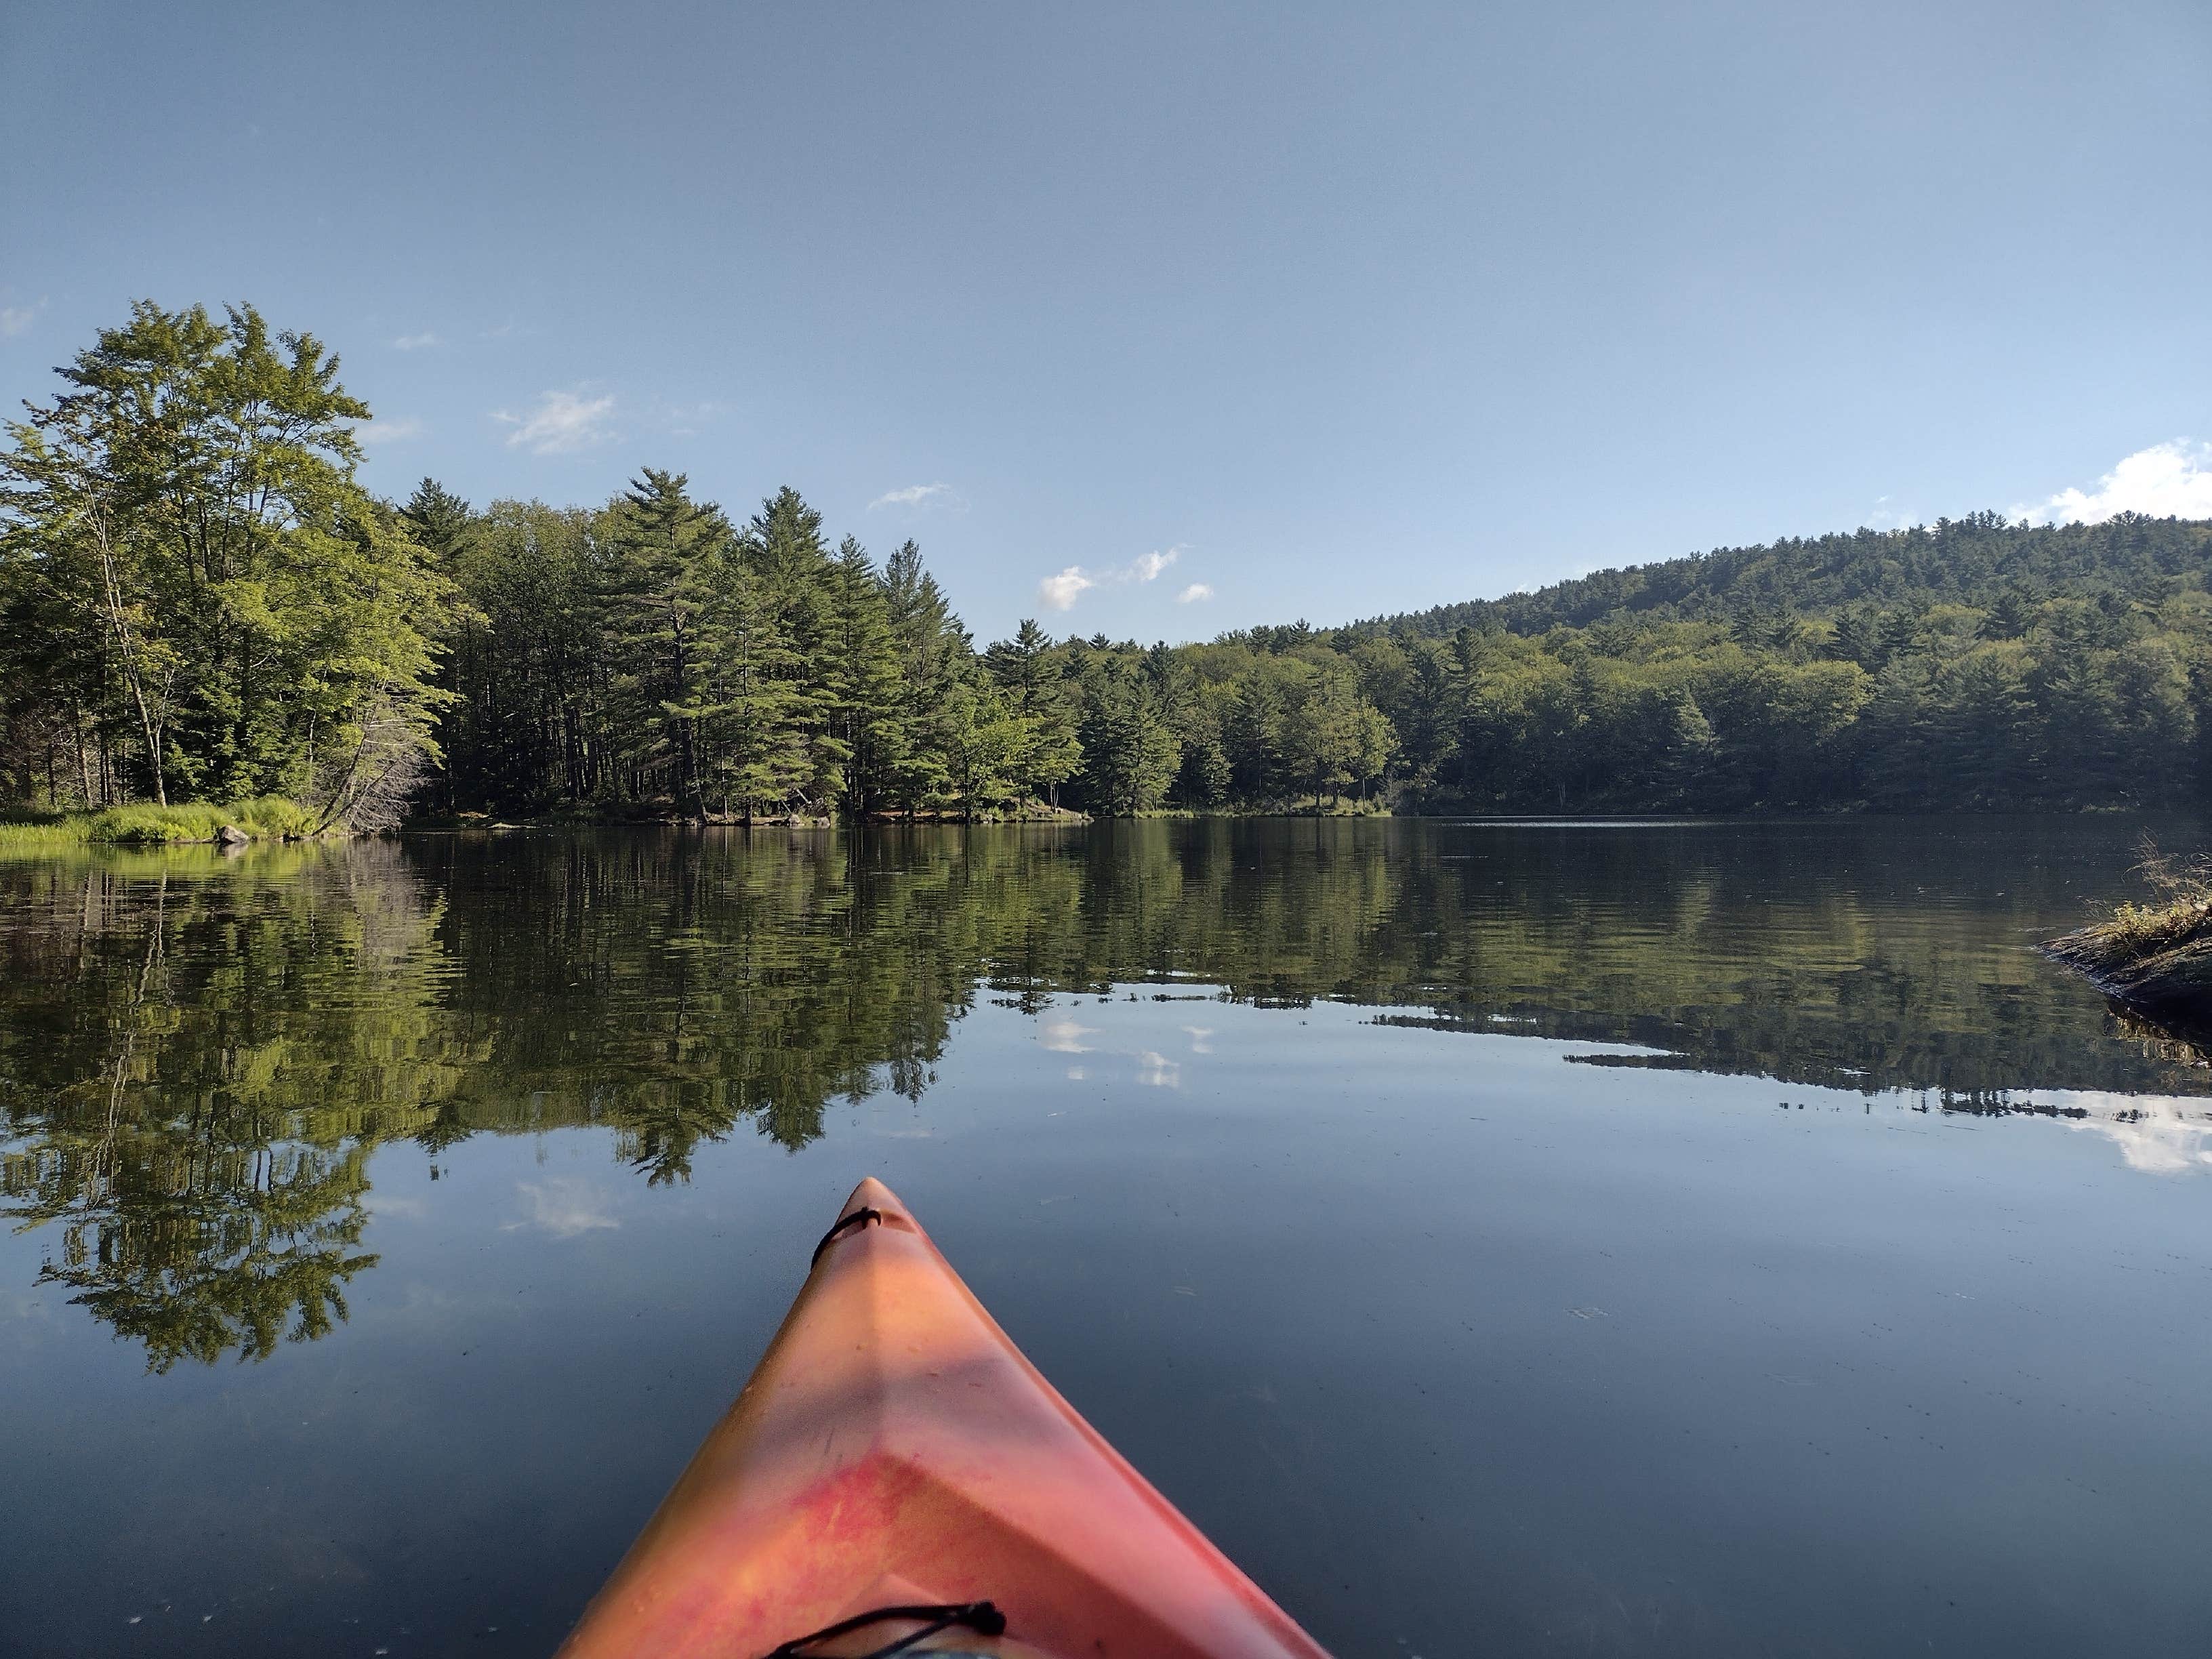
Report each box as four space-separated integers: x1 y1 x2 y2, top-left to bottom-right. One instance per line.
984 618 1082 806
1077 656 1181 815
699 545 808 819
744 487 842 811
823 537 905 817
399 479 474 567
400 480 478 811
602 470 731 819
882 539 969 815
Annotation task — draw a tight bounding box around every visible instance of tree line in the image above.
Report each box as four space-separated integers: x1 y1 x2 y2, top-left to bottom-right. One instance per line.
5 302 2211 821
405 476 1086 820
413 474 1401 820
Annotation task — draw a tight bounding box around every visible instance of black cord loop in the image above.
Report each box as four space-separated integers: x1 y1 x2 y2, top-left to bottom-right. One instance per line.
764 1599 1006 1658
810 1206 883 1268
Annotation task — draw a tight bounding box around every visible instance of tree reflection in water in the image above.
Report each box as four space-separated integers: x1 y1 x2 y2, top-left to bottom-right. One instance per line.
0 844 465 1369
3 819 2206 1367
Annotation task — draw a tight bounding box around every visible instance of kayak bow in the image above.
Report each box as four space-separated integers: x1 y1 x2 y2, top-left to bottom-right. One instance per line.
557 1177 1332 1659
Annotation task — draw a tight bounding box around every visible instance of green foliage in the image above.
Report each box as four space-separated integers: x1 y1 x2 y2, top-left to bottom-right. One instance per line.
417 482 1029 821
10 302 2211 822
1190 521 2210 812
424 494 606 810
85 796 319 844
1372 509 2211 636
1076 654 1181 814
403 460 1099 822
823 538 907 817
5 821 2204 1364
2047 839 2212 1017
0 819 84 851
602 470 734 819
986 618 1083 804
0 797 317 848
0 302 451 822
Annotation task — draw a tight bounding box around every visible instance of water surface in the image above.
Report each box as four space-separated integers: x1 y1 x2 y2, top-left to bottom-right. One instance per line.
3 819 2209 1657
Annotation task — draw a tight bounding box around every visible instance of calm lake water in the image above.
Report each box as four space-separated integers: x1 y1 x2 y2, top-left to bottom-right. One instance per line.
3 818 2211 1658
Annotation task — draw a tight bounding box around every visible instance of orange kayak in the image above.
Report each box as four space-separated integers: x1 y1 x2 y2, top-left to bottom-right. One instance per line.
557 1177 1332 1659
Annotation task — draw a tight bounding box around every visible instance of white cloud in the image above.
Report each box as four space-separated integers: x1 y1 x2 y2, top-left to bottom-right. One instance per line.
1039 566 1097 611
1183 1025 1214 1053
2018 441 2212 526
1136 1050 1182 1088
869 481 962 512
0 298 47 337
509 1177 619 1237
2060 1092 2212 1174
350 415 425 447
1036 544 1195 611
1040 1015 1097 1052
392 331 440 351
495 389 616 455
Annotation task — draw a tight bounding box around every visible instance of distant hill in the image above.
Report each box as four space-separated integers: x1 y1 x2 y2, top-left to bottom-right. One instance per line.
1357 510 2212 639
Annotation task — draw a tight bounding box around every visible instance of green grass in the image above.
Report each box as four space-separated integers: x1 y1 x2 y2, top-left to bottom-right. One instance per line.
0 816 82 851
2045 838 2212 1012
2051 894 2212 973
0 797 321 849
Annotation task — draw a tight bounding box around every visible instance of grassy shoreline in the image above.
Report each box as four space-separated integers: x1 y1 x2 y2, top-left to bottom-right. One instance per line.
2045 842 2212 1020
0 798 323 851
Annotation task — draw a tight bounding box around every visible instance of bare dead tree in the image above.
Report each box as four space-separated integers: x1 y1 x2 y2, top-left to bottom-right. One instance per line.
310 684 437 832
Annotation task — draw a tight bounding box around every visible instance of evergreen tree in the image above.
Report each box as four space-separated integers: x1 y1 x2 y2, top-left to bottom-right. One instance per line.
882 539 968 815
401 480 479 812
823 537 905 817
1076 656 1181 814
984 618 1082 806
400 479 474 566
744 487 842 811
699 543 808 819
602 471 731 819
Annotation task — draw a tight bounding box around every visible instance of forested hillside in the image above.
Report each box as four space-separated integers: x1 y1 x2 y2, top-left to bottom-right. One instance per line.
5 302 2209 822
1315 511 2212 811
1371 510 2212 636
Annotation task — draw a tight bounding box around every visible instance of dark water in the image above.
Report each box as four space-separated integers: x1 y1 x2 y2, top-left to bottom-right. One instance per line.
3 819 2210 1658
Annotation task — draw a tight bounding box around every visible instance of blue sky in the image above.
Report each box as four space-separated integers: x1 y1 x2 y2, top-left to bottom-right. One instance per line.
3 1 2209 643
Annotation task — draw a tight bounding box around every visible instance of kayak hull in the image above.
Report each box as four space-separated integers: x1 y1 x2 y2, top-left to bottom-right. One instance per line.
556 1178 1330 1659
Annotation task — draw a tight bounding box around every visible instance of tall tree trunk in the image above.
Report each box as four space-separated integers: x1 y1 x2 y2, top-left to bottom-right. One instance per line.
70 708 91 804
678 717 706 823
89 509 167 806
